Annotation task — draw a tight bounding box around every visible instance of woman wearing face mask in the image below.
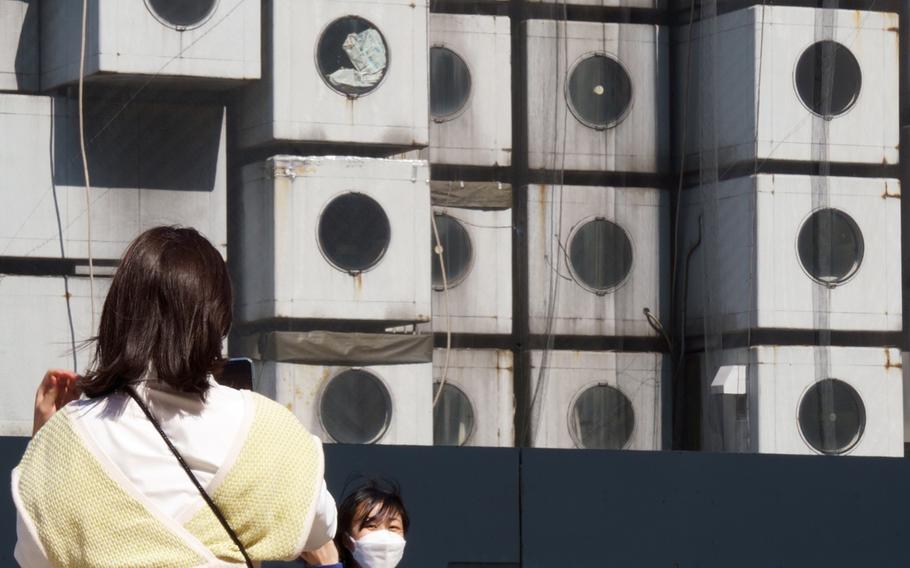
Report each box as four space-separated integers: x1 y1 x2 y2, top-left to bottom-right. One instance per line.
308 479 409 568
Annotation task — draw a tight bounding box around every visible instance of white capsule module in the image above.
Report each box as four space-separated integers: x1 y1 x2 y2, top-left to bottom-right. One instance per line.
527 184 669 337
40 0 260 89
528 350 665 450
526 0 655 8
0 275 109 436
525 20 669 173
0 93 227 260
428 206 512 335
0 0 38 91
700 346 903 457
257 360 433 446
235 0 428 151
426 13 512 167
675 6 898 168
432 349 514 447
681 175 901 335
236 156 431 325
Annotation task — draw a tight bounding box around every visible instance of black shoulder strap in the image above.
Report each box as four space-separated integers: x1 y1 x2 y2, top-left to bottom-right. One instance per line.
124 386 254 567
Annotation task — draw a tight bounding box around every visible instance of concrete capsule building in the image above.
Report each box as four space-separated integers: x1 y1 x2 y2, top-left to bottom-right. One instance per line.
701 346 903 457
528 350 665 450
40 0 260 88
676 7 899 169
525 20 669 173
432 349 514 447
235 156 431 326
235 0 428 152
426 13 512 167
0 0 38 92
681 175 901 335
527 184 669 337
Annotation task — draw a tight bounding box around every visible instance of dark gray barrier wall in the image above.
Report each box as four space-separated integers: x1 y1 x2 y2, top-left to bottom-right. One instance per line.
2 436 910 567
521 449 910 567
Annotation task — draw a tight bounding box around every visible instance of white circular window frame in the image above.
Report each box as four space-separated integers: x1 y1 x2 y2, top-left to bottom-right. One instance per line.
564 51 635 131
795 378 866 456
432 379 477 447
144 0 219 31
316 190 392 276
791 39 863 121
318 367 394 445
432 212 475 291
564 215 635 296
793 206 865 288
429 43 474 124
566 381 636 450
314 15 392 100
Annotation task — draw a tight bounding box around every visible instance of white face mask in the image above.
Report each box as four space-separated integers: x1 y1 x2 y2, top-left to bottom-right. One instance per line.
349 529 407 568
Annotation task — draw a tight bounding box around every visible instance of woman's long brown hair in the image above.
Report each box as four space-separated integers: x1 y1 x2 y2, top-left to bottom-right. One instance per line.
79 226 232 399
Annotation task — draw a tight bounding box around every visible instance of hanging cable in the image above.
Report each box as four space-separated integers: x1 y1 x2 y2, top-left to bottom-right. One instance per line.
521 0 571 445
78 0 96 333
431 212 452 409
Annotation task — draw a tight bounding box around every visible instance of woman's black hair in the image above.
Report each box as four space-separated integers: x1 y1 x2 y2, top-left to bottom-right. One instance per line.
335 478 409 566
79 226 232 399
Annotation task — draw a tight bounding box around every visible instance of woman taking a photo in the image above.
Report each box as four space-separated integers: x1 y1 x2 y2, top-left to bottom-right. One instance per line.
14 226 337 567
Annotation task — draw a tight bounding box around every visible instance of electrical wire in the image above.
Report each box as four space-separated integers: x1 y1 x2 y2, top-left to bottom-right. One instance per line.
78 0 96 334
431 212 452 409
521 1 571 446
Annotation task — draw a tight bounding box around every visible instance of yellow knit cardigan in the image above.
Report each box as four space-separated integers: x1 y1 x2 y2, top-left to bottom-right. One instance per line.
13 392 324 567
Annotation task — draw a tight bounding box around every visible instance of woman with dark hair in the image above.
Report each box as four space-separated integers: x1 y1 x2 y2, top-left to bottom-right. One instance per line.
309 479 409 568
13 226 338 567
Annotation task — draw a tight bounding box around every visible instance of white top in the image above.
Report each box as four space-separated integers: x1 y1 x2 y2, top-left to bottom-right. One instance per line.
14 379 337 567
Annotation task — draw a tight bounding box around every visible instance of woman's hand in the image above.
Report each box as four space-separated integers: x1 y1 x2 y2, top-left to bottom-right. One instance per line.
33 369 81 435
300 540 340 566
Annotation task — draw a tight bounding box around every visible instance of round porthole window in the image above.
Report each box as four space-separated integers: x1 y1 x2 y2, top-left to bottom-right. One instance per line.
569 384 635 450
430 47 472 122
320 369 392 444
431 214 473 290
795 41 862 119
317 16 389 97
145 0 217 29
433 382 475 446
318 193 391 274
796 208 864 285
566 54 633 129
567 218 633 294
798 378 865 455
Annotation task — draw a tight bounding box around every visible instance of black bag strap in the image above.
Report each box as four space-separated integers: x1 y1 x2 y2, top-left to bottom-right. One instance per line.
124 386 254 567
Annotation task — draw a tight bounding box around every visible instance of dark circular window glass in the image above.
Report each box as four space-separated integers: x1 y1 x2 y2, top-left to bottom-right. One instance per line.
431 214 473 290
795 41 862 118
430 47 472 121
318 193 391 274
433 382 475 446
798 379 865 454
568 219 633 294
566 54 633 129
797 208 864 285
320 369 392 444
317 16 389 97
570 384 635 450
146 0 217 29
